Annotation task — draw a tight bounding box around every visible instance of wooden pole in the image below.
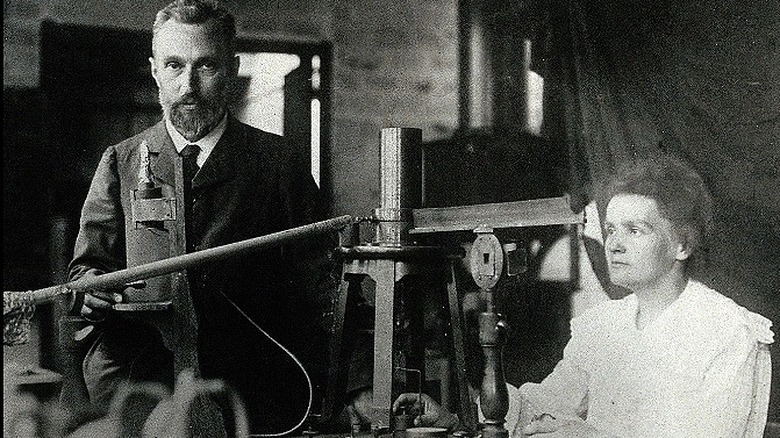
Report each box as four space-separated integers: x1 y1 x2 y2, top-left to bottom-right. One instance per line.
4 215 353 314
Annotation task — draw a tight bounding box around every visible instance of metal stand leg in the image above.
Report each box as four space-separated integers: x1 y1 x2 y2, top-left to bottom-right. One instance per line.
371 260 397 433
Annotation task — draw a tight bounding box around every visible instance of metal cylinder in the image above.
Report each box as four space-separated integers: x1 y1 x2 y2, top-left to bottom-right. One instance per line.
373 128 422 246
379 127 422 210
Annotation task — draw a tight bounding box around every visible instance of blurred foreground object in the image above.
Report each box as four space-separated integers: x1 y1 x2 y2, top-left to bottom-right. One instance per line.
4 364 68 438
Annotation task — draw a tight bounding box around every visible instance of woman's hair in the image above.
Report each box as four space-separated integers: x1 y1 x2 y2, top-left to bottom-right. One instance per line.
599 154 715 268
153 0 236 54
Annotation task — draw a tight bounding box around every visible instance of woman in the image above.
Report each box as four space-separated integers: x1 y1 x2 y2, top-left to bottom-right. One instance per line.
396 154 774 437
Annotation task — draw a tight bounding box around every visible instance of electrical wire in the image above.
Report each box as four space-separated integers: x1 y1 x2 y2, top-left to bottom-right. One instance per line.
218 289 313 437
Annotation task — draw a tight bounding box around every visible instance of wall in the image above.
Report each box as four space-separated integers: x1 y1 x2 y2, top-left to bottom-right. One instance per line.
329 1 459 216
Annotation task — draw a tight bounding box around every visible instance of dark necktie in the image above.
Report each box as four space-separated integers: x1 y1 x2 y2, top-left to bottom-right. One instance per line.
181 144 201 185
181 144 201 251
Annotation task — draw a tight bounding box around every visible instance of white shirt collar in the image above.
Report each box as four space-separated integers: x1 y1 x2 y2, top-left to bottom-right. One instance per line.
165 114 229 168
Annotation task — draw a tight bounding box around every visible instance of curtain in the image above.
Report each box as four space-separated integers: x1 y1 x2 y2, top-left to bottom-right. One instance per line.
543 0 661 208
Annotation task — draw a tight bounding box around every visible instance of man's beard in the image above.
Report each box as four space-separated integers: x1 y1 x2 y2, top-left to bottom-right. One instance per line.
161 93 226 141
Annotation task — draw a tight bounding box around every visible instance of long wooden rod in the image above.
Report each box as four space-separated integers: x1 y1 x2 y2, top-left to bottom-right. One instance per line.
4 215 353 313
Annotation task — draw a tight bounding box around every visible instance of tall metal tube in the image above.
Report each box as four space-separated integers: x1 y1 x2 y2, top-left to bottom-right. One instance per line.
373 127 422 246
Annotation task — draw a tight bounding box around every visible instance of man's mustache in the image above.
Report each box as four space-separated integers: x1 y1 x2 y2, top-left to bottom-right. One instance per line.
173 95 203 107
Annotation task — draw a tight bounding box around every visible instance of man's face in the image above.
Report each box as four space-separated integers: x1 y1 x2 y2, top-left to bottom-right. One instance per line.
604 194 688 291
150 19 238 141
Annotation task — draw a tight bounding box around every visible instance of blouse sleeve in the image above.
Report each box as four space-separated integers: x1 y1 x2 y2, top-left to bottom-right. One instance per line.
517 315 592 420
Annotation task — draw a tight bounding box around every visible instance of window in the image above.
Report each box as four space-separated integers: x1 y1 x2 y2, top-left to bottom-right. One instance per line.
233 41 331 189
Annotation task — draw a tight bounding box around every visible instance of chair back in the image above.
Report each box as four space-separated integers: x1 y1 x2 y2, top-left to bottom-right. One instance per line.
744 343 772 438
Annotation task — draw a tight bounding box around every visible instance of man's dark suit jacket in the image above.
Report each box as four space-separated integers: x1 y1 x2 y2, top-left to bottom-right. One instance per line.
69 116 330 433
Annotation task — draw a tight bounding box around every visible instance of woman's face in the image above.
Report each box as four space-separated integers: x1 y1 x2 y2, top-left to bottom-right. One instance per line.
603 194 688 291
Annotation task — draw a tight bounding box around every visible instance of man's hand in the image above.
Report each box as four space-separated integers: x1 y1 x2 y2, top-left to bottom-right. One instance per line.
78 270 124 322
392 393 459 430
520 414 603 438
81 289 123 321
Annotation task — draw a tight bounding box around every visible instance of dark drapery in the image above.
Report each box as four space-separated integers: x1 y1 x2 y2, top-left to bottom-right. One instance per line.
542 0 662 212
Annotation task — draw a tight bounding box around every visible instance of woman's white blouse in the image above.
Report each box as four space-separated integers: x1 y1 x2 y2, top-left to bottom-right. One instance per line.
518 279 774 437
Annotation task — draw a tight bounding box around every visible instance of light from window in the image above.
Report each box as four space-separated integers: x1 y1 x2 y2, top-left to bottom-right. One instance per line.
234 52 300 136
311 98 321 187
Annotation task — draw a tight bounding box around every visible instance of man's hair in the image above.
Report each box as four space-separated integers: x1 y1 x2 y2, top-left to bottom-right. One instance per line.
600 154 715 267
152 0 236 54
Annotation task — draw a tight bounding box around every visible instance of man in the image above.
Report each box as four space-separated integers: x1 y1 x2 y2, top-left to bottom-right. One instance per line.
68 0 330 434
395 154 774 437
